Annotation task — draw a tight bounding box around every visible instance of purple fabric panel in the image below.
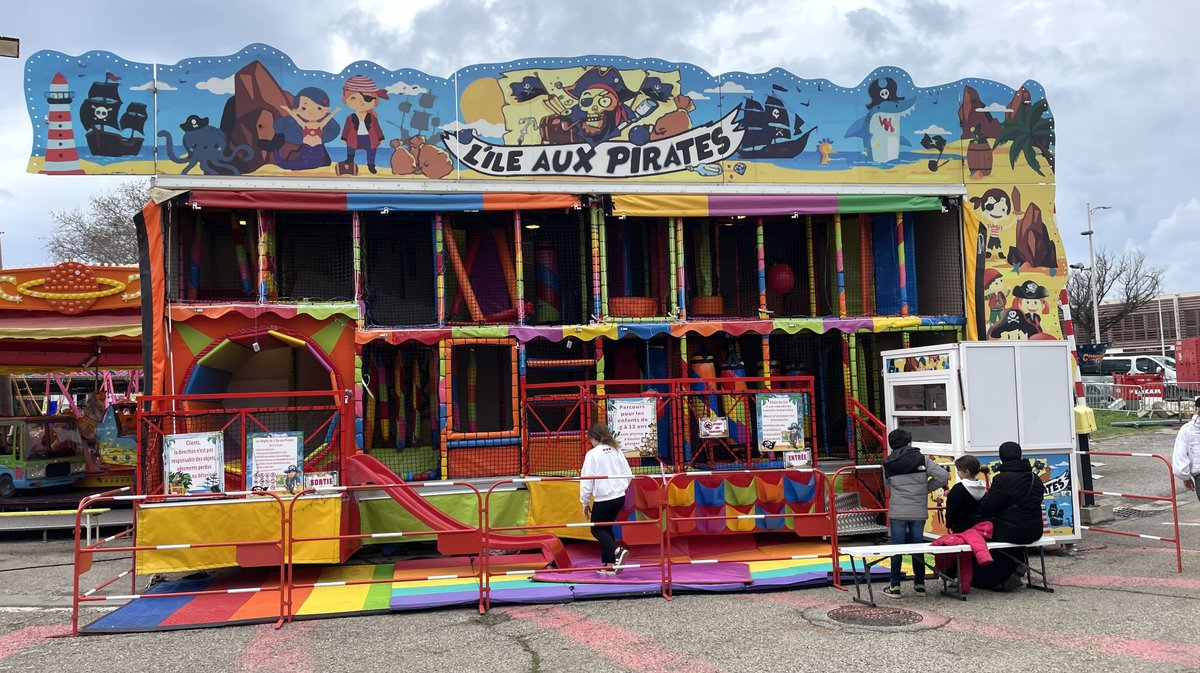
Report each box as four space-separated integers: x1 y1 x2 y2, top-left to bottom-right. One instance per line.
707 195 838 217
824 317 875 333
509 326 564 342
534 562 750 585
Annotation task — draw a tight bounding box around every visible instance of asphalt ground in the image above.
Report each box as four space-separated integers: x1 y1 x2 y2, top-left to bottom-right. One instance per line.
1 427 1198 672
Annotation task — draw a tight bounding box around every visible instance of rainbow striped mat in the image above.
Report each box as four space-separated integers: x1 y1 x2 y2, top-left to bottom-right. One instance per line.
82 540 893 633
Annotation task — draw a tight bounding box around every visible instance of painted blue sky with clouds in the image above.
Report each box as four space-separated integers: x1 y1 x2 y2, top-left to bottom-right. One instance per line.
1 0 1196 291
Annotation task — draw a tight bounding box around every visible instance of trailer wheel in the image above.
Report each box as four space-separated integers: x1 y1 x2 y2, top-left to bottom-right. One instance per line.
0 475 14 499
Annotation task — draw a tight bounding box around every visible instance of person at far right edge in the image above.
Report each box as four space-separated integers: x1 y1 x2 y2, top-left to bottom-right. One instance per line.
975 441 1045 591
1172 397 1200 502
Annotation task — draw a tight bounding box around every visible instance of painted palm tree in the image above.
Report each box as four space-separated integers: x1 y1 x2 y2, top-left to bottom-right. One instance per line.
993 99 1055 176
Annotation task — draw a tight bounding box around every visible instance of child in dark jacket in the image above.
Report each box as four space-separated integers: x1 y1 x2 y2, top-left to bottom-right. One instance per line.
945 455 989 534
881 428 949 599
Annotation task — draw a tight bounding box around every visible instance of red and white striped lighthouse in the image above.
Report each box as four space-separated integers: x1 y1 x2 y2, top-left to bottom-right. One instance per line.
40 72 85 175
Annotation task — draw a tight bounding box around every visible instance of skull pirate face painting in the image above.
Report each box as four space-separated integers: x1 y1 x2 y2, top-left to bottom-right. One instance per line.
562 67 636 146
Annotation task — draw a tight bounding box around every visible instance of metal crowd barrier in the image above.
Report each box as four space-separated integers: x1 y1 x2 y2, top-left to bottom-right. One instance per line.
1077 450 1183 573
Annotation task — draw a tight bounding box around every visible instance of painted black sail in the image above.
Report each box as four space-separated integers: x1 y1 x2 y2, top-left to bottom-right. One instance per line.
80 77 144 157
737 92 817 160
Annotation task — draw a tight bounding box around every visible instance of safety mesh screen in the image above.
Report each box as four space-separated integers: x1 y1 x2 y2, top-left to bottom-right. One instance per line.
683 218 760 318
167 208 259 302
769 332 848 460
449 343 514 433
521 211 592 325
274 212 355 302
443 212 523 324
363 212 436 326
913 207 965 316
360 342 439 479
762 217 816 317
603 217 670 318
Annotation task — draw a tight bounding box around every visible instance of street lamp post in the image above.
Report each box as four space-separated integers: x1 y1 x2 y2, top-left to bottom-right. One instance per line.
1081 202 1111 343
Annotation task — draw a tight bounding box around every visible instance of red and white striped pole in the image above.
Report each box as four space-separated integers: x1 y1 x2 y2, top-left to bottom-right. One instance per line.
1060 288 1086 405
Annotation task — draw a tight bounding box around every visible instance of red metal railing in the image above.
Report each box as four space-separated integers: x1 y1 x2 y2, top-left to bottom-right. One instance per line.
481 474 668 610
662 468 838 597
285 481 485 617
71 488 290 635
1077 450 1184 573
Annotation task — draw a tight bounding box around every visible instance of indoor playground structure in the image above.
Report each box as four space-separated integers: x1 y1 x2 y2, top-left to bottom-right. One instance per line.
21 47 1080 633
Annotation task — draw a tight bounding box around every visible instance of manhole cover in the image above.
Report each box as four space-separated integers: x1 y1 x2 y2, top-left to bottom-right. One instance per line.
827 605 924 627
1113 503 1172 519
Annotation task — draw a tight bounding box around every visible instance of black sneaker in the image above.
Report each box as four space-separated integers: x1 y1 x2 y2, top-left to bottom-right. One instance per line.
613 547 629 571
1002 573 1024 592
913 583 926 596
882 585 901 599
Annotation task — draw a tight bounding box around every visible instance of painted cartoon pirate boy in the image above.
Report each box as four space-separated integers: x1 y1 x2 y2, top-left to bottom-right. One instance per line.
983 268 1007 327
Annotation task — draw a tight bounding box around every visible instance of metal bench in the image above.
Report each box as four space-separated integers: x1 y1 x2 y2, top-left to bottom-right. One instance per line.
842 536 1059 606
0 508 111 544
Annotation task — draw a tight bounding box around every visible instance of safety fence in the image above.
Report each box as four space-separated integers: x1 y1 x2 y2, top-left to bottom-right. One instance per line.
522 376 818 477
69 466 883 631
70 487 289 636
1083 381 1200 416
1077 450 1184 573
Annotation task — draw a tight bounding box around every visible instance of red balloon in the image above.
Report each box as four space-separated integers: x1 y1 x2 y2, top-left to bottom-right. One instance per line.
768 263 795 294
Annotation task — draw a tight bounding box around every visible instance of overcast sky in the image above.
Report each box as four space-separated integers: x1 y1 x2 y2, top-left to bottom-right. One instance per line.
1 0 1196 291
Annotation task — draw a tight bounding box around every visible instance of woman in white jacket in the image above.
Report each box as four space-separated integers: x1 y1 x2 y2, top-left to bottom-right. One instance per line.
580 422 633 574
1173 397 1200 501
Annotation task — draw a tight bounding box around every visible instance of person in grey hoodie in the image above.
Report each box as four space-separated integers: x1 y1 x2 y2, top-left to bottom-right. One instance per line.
881 428 949 598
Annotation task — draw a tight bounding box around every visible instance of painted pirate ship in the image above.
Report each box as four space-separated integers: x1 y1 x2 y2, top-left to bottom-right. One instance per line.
737 86 817 160
79 74 147 157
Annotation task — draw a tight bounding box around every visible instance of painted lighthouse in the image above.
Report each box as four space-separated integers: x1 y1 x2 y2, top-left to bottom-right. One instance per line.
41 72 85 175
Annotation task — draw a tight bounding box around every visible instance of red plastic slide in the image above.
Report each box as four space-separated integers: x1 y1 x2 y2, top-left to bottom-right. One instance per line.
345 453 572 569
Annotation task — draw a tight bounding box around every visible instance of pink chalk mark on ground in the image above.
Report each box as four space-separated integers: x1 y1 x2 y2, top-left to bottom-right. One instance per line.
1054 573 1200 591
236 621 316 673
0 625 65 661
944 618 1200 667
505 604 727 673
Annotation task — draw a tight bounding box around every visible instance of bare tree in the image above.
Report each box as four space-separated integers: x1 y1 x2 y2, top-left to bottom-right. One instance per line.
1067 247 1165 342
45 180 150 265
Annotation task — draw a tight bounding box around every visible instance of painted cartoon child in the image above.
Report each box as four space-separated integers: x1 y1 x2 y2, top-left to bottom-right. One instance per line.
970 188 1012 259
1009 279 1050 333
988 308 1040 340
983 268 1007 326
340 75 389 174
262 87 341 170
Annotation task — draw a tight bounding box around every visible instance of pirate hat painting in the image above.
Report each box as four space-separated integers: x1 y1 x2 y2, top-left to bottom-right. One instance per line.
180 114 208 131
866 77 904 109
639 76 674 102
1012 279 1049 300
509 75 548 102
565 66 638 102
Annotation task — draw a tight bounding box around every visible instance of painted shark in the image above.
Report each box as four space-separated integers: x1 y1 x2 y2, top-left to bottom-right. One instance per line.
844 77 917 163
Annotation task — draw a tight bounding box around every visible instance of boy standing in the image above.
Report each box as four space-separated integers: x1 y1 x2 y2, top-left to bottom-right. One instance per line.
882 428 949 598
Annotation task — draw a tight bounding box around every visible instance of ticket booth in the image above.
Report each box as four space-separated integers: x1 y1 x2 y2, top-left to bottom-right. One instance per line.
881 342 1082 540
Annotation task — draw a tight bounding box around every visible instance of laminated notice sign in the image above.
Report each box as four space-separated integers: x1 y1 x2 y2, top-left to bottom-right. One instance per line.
607 397 658 457
756 393 806 454
163 431 224 495
247 432 305 494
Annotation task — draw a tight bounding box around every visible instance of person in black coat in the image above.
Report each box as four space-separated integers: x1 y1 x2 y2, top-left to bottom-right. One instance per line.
973 441 1046 591
979 441 1047 544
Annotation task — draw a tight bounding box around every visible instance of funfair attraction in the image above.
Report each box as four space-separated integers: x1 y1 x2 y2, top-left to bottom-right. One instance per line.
23 45 1083 633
